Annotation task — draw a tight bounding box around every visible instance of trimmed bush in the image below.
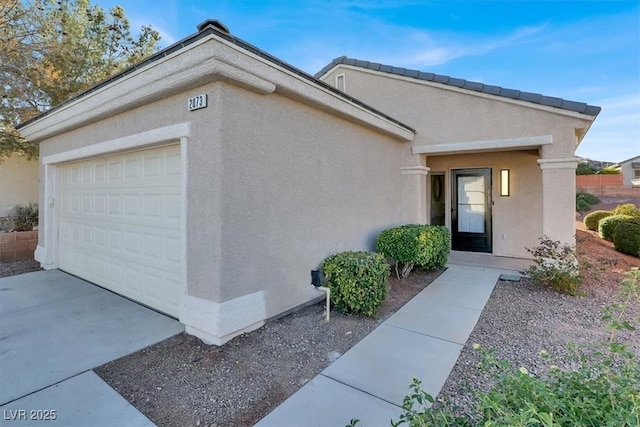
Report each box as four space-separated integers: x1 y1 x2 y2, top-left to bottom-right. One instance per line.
613 218 640 257
320 251 389 316
612 203 640 217
10 203 38 232
376 224 451 279
577 192 600 206
583 210 613 231
598 215 633 241
576 192 600 213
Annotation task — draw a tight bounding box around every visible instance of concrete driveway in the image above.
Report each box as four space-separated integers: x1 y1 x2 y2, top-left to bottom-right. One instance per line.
0 270 183 425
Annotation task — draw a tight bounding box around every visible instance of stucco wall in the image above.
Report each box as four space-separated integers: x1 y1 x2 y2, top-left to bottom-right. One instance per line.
0 155 39 216
218 84 405 316
320 66 594 253
321 67 592 159
33 77 406 340
620 156 640 186
427 151 541 258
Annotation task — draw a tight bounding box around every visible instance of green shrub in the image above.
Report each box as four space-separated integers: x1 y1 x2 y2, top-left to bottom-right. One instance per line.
320 251 389 316
613 218 640 257
575 192 600 213
612 203 640 217
583 210 613 231
10 203 38 232
598 214 633 241
375 224 450 279
526 236 582 295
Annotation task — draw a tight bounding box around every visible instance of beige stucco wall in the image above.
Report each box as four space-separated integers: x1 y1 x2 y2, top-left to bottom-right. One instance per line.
427 151 541 258
31 78 405 342
0 155 39 216
321 67 592 159
620 156 640 186
321 66 596 253
218 84 405 316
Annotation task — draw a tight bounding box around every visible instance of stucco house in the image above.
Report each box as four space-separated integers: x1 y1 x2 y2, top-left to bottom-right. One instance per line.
18 20 599 345
618 155 640 187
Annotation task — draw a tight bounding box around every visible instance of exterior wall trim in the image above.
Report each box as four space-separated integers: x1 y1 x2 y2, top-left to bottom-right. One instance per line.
36 123 191 284
537 158 580 170
400 166 430 175
180 291 267 346
413 135 553 155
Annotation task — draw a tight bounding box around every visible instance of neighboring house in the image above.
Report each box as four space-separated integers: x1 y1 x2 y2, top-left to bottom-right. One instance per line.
0 154 39 218
18 20 600 345
618 155 640 187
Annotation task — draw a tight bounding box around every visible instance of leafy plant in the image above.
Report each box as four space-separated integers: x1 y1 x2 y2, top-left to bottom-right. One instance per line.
575 192 600 213
575 163 597 175
598 214 633 241
320 251 390 316
583 210 613 231
10 203 38 231
526 236 582 295
612 203 640 217
376 224 450 279
598 165 621 174
613 218 640 257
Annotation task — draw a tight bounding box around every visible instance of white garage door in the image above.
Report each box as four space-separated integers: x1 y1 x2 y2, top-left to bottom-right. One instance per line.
57 144 183 317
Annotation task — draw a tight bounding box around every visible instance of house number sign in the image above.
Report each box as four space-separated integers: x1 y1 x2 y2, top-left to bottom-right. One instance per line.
187 94 207 111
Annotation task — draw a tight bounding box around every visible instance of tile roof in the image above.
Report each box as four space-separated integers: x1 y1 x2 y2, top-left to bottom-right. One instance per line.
18 20 415 133
315 56 601 117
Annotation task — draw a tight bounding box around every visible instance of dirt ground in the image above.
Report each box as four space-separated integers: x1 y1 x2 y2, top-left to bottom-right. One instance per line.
96 269 443 427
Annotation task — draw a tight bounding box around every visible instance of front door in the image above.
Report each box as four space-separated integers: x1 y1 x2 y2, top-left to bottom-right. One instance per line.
451 169 492 253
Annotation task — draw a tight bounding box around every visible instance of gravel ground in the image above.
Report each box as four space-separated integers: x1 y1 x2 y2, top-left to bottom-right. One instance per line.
0 258 41 278
96 269 443 427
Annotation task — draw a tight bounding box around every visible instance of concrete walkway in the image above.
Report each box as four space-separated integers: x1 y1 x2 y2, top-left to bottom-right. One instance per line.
0 270 183 426
256 263 522 427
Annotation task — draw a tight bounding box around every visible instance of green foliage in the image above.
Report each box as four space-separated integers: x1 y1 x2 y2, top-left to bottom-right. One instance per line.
613 218 640 257
598 165 621 174
350 269 640 427
575 163 597 175
1 0 161 159
612 203 640 217
10 203 38 231
320 251 390 316
583 210 613 231
375 224 450 279
598 214 633 241
575 192 600 213
526 236 582 295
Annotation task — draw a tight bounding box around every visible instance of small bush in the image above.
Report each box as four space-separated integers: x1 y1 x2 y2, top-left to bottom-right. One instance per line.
376 224 450 279
612 203 640 217
526 236 582 295
598 214 633 241
583 210 613 231
320 251 389 316
575 192 600 213
613 218 640 257
10 203 38 232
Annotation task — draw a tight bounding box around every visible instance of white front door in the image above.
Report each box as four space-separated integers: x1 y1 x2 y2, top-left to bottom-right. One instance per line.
56 144 183 317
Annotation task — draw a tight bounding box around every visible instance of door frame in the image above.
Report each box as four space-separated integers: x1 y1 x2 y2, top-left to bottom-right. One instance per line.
451 168 492 253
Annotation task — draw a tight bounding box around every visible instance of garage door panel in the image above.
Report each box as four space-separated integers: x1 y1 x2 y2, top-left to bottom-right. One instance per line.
57 145 183 317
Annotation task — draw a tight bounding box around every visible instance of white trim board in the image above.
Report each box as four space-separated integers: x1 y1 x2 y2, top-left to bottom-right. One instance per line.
413 135 552 155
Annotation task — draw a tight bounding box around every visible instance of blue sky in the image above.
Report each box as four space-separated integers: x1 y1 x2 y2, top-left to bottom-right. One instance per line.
101 0 639 162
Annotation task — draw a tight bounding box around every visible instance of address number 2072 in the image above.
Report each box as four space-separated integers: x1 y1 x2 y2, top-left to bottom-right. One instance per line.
187 94 208 111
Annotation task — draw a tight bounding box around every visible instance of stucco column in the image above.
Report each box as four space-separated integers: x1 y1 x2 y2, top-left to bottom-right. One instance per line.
400 165 429 223
537 158 580 246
